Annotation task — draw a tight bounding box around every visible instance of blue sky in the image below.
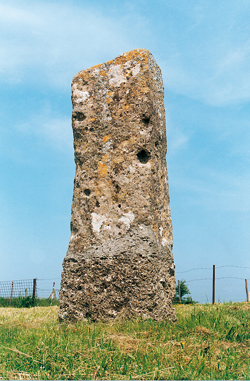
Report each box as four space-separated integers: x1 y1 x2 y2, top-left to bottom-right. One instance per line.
1 0 250 303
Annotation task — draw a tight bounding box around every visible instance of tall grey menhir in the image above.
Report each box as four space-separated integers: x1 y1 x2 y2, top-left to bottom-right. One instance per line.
59 49 176 322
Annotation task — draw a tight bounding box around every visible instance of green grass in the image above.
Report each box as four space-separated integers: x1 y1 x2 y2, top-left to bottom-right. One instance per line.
0 297 59 308
0 303 249 380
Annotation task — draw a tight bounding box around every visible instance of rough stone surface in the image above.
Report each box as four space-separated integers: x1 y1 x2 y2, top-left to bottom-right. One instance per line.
59 49 176 322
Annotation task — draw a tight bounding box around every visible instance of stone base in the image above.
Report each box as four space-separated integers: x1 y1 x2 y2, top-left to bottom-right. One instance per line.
59 227 176 322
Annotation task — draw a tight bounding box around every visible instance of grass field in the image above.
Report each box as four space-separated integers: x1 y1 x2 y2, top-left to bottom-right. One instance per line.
0 303 249 380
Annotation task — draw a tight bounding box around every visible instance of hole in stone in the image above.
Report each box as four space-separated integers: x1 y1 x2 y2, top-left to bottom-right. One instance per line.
96 200 100 207
142 116 150 125
118 204 121 208
72 112 86 121
90 127 94 132
155 141 159 147
137 149 151 164
84 189 91 196
112 180 121 193
70 222 78 234
74 179 80 188
85 127 88 131
113 93 120 102
114 163 122 174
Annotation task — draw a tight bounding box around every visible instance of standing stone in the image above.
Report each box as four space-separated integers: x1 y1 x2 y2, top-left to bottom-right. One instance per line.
59 49 176 322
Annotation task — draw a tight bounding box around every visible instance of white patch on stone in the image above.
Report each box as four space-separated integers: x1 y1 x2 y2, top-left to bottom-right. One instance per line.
70 234 76 241
74 90 90 103
159 227 163 237
123 61 132 69
92 68 100 76
91 213 107 233
138 161 151 168
109 65 126 87
103 140 112 152
161 238 168 246
103 224 111 230
119 211 135 228
129 165 136 174
132 63 140 76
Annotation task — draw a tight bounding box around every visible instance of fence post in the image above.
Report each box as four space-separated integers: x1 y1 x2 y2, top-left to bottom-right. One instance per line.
48 282 57 305
32 278 37 303
9 281 14 305
212 265 215 304
245 279 249 302
178 280 181 304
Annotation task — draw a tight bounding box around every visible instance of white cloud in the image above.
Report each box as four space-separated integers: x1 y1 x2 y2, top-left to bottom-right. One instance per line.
2 1 250 107
158 2 250 106
0 1 142 88
17 112 73 151
170 166 250 213
0 3 40 25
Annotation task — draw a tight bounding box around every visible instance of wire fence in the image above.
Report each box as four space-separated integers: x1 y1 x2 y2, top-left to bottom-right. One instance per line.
0 279 60 300
175 265 250 303
37 279 60 299
0 279 35 298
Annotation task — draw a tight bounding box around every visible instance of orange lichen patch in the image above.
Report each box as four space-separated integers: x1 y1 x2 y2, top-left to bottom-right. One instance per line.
74 69 91 82
99 70 107 76
90 117 95 122
113 49 149 66
102 154 109 162
102 135 111 143
161 211 167 219
91 63 103 70
98 162 108 178
73 50 150 83
107 91 114 104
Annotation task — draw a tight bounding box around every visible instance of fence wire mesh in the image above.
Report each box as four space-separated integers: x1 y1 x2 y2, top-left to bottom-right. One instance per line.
0 279 35 298
0 279 61 300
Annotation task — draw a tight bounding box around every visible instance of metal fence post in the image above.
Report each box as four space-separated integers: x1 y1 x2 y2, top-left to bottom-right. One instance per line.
9 281 14 305
245 279 249 302
32 278 37 303
212 265 215 304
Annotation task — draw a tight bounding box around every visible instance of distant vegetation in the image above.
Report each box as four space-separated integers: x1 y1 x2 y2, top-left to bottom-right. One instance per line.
0 303 249 379
0 297 59 308
174 279 195 304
